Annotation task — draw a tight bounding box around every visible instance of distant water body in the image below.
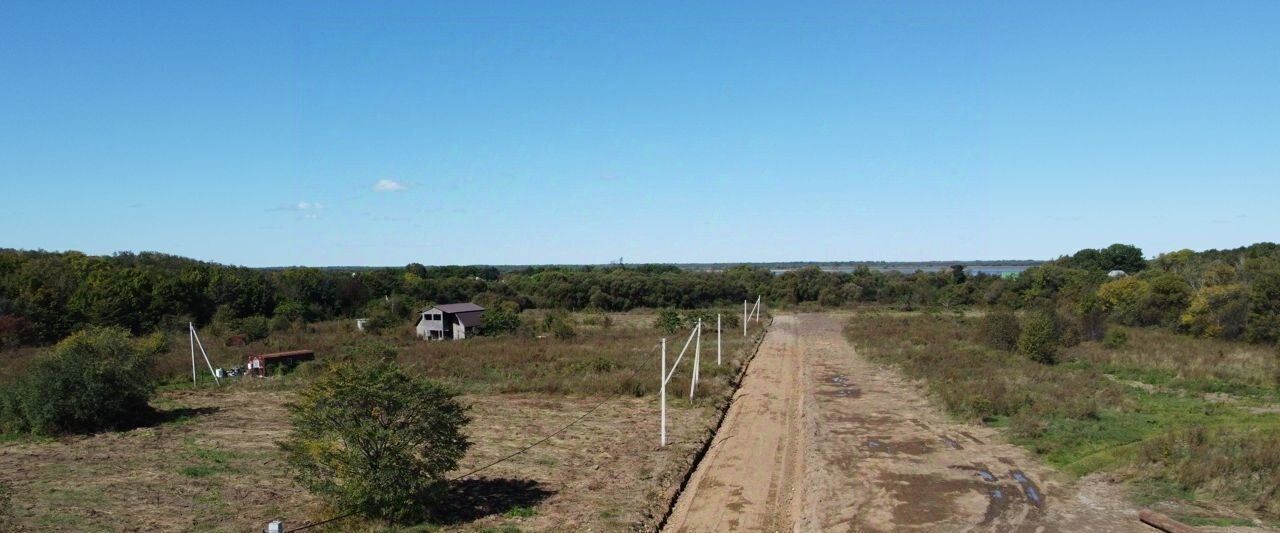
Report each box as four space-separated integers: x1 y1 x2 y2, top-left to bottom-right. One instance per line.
769 265 1032 276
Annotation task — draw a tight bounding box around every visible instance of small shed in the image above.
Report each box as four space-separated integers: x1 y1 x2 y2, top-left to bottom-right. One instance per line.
416 303 485 340
247 349 315 377
1107 270 1128 278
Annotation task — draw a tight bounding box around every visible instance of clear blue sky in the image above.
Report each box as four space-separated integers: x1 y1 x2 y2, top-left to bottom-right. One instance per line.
2 1 1276 267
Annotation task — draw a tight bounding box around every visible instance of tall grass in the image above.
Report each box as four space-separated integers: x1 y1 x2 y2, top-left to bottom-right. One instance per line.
1139 427 1280 516
845 311 1280 522
843 312 1125 426
1068 327 1278 398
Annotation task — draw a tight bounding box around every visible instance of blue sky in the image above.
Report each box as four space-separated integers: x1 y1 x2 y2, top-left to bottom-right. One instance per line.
1 1 1276 266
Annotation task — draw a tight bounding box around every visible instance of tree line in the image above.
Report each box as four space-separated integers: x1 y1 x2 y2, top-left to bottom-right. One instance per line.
2 242 1278 349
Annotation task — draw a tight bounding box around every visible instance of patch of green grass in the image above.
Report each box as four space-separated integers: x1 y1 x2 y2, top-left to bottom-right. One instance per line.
503 505 536 518
177 439 239 478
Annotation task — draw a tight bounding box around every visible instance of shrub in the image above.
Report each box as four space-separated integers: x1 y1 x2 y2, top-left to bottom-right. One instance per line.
360 305 401 334
279 362 470 523
1097 277 1152 325
550 319 576 340
1181 284 1249 339
269 314 293 333
1018 311 1060 364
654 309 681 334
1103 327 1128 350
978 310 1021 352
2 327 155 435
238 315 270 342
337 338 398 362
481 308 521 336
1137 427 1280 515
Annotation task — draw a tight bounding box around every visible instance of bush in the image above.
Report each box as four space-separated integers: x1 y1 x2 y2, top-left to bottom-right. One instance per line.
550 319 576 340
978 310 1021 352
1138 427 1280 516
238 315 270 342
361 305 401 334
1103 327 1128 350
337 338 398 362
1 327 155 435
1181 284 1249 339
654 309 681 334
269 314 293 333
481 308 521 336
1018 312 1060 364
279 362 470 523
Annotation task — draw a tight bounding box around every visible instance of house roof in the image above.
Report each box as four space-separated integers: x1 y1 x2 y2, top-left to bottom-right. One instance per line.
248 350 315 362
455 311 484 327
427 302 485 314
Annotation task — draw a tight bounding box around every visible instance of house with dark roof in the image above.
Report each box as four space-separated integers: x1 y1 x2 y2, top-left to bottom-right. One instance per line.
416 302 485 340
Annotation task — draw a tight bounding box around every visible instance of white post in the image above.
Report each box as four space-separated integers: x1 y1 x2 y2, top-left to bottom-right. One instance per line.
189 323 197 385
717 314 722 365
690 320 701 401
743 300 748 336
191 327 220 384
660 337 667 447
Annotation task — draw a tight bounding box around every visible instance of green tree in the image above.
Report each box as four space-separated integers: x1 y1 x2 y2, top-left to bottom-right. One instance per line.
2 327 155 435
1246 271 1280 344
1017 311 1060 364
1096 276 1152 325
481 308 521 336
280 362 470 523
1181 285 1249 339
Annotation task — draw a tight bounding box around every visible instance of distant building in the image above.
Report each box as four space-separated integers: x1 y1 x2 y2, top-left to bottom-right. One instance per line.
1107 270 1128 278
416 303 485 340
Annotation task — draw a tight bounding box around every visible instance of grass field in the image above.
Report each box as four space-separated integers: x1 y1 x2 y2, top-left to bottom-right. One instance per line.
844 310 1280 527
0 310 769 532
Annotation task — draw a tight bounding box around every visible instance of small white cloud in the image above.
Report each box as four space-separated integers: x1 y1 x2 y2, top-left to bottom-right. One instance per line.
374 179 407 192
296 201 323 210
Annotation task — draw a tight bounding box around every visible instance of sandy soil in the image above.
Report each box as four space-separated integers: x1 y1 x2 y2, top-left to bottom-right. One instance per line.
666 314 1143 532
664 313 806 532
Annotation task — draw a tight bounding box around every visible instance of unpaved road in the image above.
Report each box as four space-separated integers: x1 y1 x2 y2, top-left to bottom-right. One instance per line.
665 314 1140 532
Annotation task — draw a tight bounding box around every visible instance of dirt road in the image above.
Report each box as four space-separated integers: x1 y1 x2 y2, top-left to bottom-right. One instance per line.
665 314 1139 532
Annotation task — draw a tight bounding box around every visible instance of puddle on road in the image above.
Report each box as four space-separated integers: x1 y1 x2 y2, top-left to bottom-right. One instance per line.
818 373 863 398
1010 470 1044 507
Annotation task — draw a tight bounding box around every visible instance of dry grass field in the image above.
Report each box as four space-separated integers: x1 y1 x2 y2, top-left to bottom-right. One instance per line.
0 310 768 532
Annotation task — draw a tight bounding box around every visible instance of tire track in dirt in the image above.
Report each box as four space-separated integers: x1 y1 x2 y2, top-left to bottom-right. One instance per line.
667 313 1140 532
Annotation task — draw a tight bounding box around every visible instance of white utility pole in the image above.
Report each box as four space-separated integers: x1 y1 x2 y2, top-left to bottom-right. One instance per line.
717 314 722 365
743 300 748 336
189 323 220 385
690 320 701 401
190 325 197 385
660 337 667 447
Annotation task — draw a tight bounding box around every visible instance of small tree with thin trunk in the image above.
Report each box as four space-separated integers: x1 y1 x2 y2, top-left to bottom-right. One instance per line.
280 361 470 523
